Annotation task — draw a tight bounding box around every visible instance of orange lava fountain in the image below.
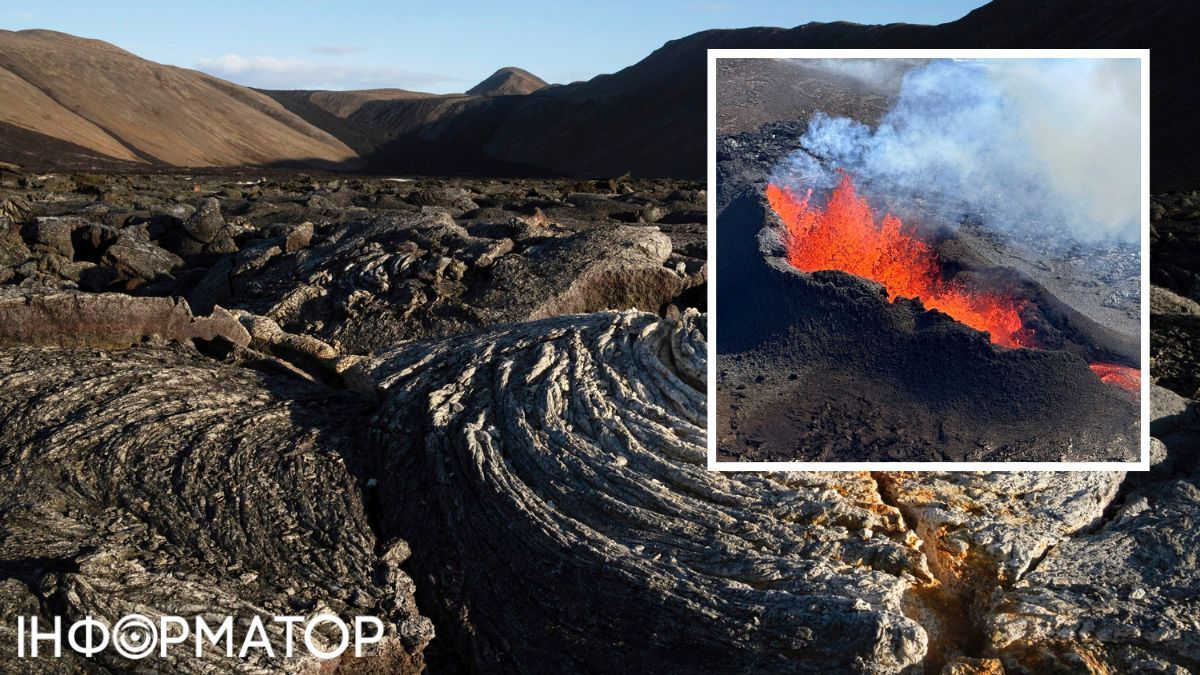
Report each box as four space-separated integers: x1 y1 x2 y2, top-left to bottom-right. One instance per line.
766 172 1141 396
766 173 1032 348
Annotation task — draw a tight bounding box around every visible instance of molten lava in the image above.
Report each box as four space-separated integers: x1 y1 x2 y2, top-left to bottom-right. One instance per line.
767 174 1032 348
766 173 1139 398
1089 362 1140 396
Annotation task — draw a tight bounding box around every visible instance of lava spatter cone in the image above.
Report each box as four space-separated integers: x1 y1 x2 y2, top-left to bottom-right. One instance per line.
768 173 1032 349
714 162 1139 463
767 172 1138 393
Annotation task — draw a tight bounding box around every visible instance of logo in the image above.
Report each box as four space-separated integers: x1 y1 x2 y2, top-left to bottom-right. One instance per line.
16 614 387 660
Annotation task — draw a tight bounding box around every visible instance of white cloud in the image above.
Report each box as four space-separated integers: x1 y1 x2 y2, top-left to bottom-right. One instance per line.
309 44 367 55
195 53 462 91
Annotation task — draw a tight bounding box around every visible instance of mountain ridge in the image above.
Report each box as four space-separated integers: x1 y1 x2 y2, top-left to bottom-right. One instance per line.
0 1 1194 187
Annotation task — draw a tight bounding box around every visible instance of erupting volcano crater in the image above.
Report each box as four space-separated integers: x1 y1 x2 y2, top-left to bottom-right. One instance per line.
767 174 1032 349
716 124 1141 464
768 172 1141 398
715 54 1144 464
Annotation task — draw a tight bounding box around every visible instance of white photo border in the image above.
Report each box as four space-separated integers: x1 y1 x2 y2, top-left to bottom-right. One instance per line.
706 48 1151 472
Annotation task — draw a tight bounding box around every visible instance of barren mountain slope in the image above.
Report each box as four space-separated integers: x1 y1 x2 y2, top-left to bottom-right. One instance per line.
1 0 1192 184
0 29 358 168
0 65 141 162
263 0 1190 183
301 88 438 118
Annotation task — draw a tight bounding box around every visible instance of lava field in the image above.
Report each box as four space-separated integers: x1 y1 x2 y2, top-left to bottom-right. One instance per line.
0 168 710 673
0 165 1182 675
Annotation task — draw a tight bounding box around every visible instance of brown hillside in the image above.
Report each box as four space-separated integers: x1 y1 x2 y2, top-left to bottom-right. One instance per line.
466 67 548 96
0 29 358 168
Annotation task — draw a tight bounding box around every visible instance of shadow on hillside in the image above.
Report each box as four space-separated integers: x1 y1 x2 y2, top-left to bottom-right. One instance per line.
264 137 571 178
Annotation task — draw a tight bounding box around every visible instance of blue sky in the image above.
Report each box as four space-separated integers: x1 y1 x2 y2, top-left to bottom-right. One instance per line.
1 1 988 92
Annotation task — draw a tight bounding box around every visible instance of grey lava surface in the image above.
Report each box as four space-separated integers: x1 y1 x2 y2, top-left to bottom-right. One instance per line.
0 163 1193 675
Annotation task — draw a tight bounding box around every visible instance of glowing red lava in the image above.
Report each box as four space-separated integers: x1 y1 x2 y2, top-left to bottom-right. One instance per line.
766 173 1031 348
766 172 1141 396
1089 362 1141 396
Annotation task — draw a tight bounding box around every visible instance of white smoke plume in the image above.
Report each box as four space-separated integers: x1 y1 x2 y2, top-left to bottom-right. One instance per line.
772 58 1141 243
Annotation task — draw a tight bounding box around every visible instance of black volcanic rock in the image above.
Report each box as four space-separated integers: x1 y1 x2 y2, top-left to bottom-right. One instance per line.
178 196 238 255
364 310 934 673
101 232 183 281
0 172 707 351
984 476 1200 672
0 169 1198 672
223 209 698 354
0 288 249 349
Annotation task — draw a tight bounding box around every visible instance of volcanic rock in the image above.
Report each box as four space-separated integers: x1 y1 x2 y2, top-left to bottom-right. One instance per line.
409 186 474 209
0 581 95 673
0 195 32 223
0 218 30 269
365 309 933 673
0 173 707 346
1152 314 1200 399
0 288 249 349
0 343 431 673
71 220 120 256
1152 192 1200 402
281 221 314 253
234 310 343 383
183 197 226 243
23 217 75 258
1152 385 1196 436
941 657 1005 675
178 197 237 256
715 126 1140 463
1151 285 1200 316
100 232 183 281
879 472 1122 590
225 209 698 353
1076 185 1200 674
3 170 1193 673
983 477 1200 673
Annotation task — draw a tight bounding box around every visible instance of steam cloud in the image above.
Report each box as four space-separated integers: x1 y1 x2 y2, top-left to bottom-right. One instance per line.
772 58 1141 243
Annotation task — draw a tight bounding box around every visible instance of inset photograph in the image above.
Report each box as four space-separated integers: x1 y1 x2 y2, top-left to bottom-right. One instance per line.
711 51 1148 467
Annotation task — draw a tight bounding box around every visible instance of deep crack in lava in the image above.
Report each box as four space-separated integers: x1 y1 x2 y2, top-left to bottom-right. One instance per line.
872 472 987 672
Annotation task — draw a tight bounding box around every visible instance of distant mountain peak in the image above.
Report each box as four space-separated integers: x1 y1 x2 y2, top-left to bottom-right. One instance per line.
466 67 548 96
